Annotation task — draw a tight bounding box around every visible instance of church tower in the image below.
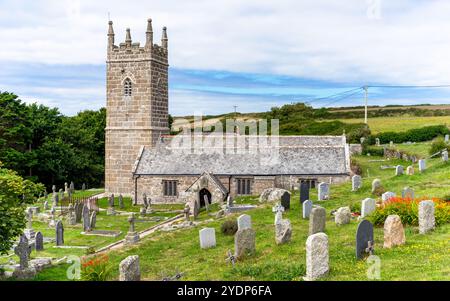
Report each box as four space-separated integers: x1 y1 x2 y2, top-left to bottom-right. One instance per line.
105 19 169 194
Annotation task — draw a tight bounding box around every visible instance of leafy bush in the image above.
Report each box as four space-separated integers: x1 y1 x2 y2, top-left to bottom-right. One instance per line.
350 159 362 175
372 185 386 197
81 254 113 281
370 197 450 226
221 219 238 236
362 146 384 157
429 137 450 156
375 125 449 144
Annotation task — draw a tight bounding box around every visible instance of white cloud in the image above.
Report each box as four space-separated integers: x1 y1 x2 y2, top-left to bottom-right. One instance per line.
1 0 450 85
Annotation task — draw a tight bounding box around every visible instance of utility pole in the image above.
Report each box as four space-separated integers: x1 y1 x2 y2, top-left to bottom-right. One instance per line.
363 86 369 124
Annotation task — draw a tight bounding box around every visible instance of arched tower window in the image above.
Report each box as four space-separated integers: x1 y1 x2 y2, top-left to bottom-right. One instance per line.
124 78 132 97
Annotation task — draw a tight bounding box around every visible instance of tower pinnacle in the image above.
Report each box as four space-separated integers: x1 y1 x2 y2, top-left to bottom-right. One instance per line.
146 18 153 50
125 28 132 47
162 26 168 51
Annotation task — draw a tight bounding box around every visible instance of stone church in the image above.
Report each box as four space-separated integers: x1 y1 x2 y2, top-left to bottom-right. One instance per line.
105 18 352 207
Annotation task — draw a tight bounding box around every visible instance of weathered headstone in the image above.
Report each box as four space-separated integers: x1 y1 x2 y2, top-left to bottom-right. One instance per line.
401 187 414 200
119 255 140 281
300 181 309 204
406 165 414 175
383 215 405 248
272 203 284 225
352 175 362 191
226 195 233 208
275 219 292 245
82 205 91 232
107 194 116 216
24 208 35 240
418 159 426 172
419 200 435 234
445 134 449 143
82 183 86 191
199 228 216 249
90 211 97 230
119 194 124 209
70 181 75 193
68 204 76 225
304 232 329 281
302 200 313 219
361 198 376 217
109 194 115 207
234 228 256 260
12 234 36 279
371 179 382 194
59 188 64 200
183 204 190 222
317 182 330 201
280 191 290 210
356 220 374 260
395 165 404 176
75 202 82 223
382 191 396 202
35 231 44 251
125 213 140 245
55 221 64 246
335 206 351 226
309 206 326 235
48 207 56 228
43 200 49 211
142 193 148 208
442 150 448 162
375 138 380 146
237 214 252 231
193 199 200 220
64 182 69 195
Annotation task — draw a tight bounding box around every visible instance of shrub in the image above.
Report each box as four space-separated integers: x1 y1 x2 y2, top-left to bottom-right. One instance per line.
429 137 450 156
81 254 113 281
372 185 385 197
369 197 450 226
221 219 238 236
350 159 362 175
376 125 449 144
362 146 384 157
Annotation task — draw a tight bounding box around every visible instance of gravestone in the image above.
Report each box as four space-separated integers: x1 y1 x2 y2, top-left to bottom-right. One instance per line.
375 138 380 146
90 211 97 229
302 200 313 219
48 207 56 228
140 207 146 217
64 182 69 194
82 183 86 191
361 198 376 217
445 134 449 143
234 228 256 260
237 214 252 231
82 205 91 232
24 208 35 240
335 206 351 226
389 141 394 147
352 175 362 191
199 228 216 249
406 165 414 175
119 255 140 281
419 200 435 234
300 181 310 204
442 150 448 162
12 235 36 279
275 219 292 245
119 194 124 209
382 191 396 202
125 213 140 245
272 203 284 225
317 182 330 201
402 187 414 200
109 194 115 207
395 165 404 176
35 231 44 251
52 193 58 208
43 200 49 211
356 220 374 259
68 204 76 225
59 188 64 200
418 159 426 172
183 204 190 222
383 215 405 248
75 202 83 223
226 195 233 208
309 206 326 235
280 192 290 210
55 220 64 246
304 232 329 281
70 181 75 193
193 199 200 220
142 193 148 208
371 179 382 194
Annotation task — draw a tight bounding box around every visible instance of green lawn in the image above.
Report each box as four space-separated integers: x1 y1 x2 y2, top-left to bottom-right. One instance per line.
32 148 450 281
334 116 450 134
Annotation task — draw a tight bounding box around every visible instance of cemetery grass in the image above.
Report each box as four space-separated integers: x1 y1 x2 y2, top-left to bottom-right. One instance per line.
34 153 450 281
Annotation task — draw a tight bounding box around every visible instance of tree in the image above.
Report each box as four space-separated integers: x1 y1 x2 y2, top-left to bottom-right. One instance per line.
0 162 44 255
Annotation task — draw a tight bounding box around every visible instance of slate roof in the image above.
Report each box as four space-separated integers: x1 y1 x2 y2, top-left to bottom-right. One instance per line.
133 135 351 176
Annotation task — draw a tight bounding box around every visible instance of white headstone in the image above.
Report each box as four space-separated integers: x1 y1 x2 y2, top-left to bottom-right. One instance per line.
371 179 382 194
237 214 252 231
302 200 313 219
361 198 376 218
419 200 435 234
382 191 396 202
352 175 362 191
445 134 449 143
199 228 216 249
318 182 330 201
119 255 140 281
406 166 414 175
418 159 426 172
304 232 329 281
442 150 448 162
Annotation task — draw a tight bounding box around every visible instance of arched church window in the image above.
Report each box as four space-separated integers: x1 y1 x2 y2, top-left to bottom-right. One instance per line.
124 78 132 97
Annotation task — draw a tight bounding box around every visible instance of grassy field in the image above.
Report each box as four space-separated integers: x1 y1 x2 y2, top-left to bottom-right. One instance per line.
334 116 450 134
31 148 450 281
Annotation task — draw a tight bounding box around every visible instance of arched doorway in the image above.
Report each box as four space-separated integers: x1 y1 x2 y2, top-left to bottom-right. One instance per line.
199 188 212 208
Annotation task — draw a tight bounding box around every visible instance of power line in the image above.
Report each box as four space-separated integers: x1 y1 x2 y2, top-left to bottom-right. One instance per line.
368 84 450 88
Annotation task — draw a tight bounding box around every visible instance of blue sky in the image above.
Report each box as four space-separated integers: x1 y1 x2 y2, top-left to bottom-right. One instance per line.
1 0 450 116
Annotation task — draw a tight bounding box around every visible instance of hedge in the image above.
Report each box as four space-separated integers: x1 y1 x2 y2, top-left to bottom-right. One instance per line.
375 125 449 144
